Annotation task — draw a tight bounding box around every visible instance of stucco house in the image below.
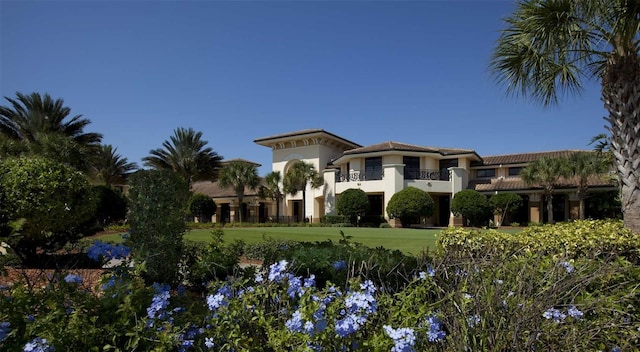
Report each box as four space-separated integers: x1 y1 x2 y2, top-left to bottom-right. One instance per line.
193 129 616 226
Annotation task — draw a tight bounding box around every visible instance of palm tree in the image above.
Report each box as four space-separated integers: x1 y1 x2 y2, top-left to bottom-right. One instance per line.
258 171 284 222
143 127 223 185
521 157 564 224
218 161 260 223
283 161 323 223
491 0 640 232
0 92 102 170
562 152 610 220
91 144 138 187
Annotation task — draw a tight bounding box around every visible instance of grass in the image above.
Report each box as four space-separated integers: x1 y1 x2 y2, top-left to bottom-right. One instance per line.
95 227 443 254
94 226 524 255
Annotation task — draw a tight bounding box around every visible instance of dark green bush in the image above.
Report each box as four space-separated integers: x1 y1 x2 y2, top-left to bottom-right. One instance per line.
451 189 493 227
336 188 370 225
181 229 244 289
127 169 190 285
188 193 216 223
321 214 348 224
489 192 522 225
386 187 435 227
0 157 96 262
93 185 128 226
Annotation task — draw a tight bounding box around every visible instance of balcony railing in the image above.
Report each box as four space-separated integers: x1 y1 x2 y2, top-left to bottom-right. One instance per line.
404 169 450 181
336 170 384 182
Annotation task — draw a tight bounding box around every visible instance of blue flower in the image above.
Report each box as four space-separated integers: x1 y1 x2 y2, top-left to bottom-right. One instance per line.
384 325 416 352
206 293 227 311
23 337 55 352
542 307 567 323
425 315 446 342
204 337 215 349
64 274 82 284
285 310 304 332
87 241 130 262
567 305 584 319
287 275 303 298
304 274 316 288
147 283 171 320
268 260 288 282
0 321 10 342
467 315 480 328
559 261 574 274
332 260 347 270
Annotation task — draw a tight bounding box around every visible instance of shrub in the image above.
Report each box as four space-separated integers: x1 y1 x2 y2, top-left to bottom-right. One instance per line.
336 188 370 225
181 229 244 289
127 169 190 285
451 189 493 227
188 193 216 223
386 187 435 227
92 185 128 226
0 157 96 262
489 192 522 225
321 215 348 224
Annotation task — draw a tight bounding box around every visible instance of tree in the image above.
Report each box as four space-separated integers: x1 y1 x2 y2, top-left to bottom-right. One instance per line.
143 127 223 185
258 171 284 222
562 152 610 220
218 161 260 223
386 187 435 227
189 193 216 223
0 92 103 171
491 0 640 232
489 193 523 226
0 157 96 263
127 169 189 285
336 188 370 226
283 161 323 222
93 185 129 226
520 157 564 224
91 144 138 187
451 189 493 227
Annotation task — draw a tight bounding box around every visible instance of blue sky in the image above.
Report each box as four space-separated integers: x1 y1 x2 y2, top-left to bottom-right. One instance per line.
1 0 606 176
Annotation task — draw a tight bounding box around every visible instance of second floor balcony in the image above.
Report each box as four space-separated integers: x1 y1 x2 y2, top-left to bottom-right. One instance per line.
336 168 450 183
337 170 384 182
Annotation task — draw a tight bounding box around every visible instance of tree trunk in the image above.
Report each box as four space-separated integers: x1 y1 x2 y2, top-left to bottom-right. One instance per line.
579 198 586 220
546 194 554 224
238 195 243 223
603 54 640 234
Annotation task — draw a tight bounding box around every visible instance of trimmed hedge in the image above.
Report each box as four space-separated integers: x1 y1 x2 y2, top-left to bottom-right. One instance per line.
438 220 640 263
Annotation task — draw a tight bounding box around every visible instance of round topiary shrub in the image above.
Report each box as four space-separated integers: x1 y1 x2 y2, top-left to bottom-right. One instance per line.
451 189 493 227
386 187 435 227
336 188 370 225
0 157 96 262
489 192 523 226
189 193 216 223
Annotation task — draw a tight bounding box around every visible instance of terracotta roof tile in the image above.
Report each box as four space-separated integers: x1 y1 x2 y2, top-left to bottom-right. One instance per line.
222 158 261 167
253 129 361 147
476 150 587 166
343 141 477 156
471 175 615 192
191 179 264 199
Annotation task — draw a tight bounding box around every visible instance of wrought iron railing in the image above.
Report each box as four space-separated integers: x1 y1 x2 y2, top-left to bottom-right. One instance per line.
404 169 450 181
336 170 385 182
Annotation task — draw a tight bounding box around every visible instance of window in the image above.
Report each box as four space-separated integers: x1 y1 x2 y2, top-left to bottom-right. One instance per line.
403 156 420 179
508 167 523 176
439 159 458 181
364 157 383 180
476 169 496 178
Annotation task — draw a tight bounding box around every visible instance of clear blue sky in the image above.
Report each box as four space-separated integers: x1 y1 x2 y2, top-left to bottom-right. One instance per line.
1 0 607 176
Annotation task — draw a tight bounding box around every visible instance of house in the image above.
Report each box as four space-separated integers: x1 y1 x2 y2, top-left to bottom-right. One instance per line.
193 129 617 226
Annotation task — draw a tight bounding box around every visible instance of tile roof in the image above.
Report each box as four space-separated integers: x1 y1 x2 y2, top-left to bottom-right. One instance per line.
471 175 615 192
477 150 587 166
342 141 478 156
253 129 361 147
191 180 264 199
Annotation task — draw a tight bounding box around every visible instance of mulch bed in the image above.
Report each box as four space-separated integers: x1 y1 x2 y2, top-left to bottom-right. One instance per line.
1 267 106 293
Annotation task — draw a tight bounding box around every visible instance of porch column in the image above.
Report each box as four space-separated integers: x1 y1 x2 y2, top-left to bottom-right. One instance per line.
568 193 580 220
528 194 542 223
383 163 404 227
449 167 468 227
323 169 337 216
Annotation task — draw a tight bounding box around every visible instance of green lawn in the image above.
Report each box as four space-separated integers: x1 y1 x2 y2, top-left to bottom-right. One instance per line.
95 226 524 255
96 227 444 255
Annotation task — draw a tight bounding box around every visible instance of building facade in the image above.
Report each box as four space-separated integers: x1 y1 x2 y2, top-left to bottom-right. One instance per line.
194 129 616 226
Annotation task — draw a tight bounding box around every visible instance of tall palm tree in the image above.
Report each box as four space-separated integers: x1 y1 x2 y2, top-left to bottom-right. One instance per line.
91 144 138 187
491 0 640 232
258 171 283 222
218 161 260 223
562 152 610 220
283 161 323 223
521 157 564 224
143 127 223 185
0 92 103 170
